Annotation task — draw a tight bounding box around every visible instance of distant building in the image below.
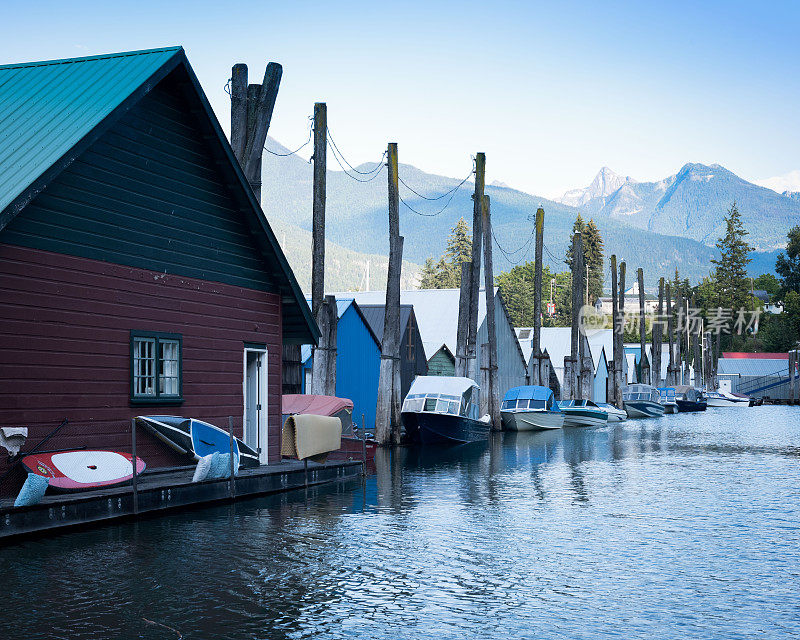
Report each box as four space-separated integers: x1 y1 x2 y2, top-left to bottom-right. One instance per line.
718 353 791 399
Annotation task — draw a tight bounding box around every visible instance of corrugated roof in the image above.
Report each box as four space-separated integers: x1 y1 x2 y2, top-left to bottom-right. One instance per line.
0 47 181 216
356 303 413 344
717 358 789 377
333 288 490 359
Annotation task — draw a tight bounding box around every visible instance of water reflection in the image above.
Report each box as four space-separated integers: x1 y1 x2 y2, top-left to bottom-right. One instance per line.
2 407 800 639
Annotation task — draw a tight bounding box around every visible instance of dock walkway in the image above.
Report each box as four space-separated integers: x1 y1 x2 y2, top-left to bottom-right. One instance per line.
1 459 362 543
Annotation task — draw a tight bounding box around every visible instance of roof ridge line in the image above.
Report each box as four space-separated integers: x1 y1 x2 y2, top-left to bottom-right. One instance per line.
0 46 183 71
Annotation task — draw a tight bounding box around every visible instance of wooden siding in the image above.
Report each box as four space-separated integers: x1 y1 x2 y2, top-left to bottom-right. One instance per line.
1 72 276 293
428 348 456 377
0 244 283 478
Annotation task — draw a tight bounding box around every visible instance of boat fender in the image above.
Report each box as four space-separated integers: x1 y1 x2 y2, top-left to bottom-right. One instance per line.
14 472 49 507
191 453 214 483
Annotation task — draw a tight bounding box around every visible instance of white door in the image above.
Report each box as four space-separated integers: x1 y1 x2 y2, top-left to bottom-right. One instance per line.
243 348 268 465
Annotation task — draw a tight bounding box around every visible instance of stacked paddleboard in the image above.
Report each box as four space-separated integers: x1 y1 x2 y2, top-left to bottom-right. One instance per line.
134 416 259 468
21 450 145 491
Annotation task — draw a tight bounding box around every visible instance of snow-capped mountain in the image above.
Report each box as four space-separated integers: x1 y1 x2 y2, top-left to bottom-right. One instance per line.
755 170 800 194
568 163 800 251
557 166 636 208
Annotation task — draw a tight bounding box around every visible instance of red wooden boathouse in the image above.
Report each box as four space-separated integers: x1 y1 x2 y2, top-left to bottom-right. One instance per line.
0 47 318 477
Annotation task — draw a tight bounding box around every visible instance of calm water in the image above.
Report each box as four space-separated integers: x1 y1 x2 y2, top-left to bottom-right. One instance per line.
2 406 800 639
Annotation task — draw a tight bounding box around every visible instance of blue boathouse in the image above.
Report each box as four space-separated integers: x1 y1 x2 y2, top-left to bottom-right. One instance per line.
301 298 381 430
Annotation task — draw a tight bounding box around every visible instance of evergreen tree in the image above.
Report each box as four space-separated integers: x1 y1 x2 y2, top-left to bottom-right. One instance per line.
563 215 604 304
496 261 571 327
776 225 800 298
710 202 753 311
418 218 472 289
583 219 604 304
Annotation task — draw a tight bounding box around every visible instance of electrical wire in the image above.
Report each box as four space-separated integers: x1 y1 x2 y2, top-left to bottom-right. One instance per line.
398 169 473 201
327 141 387 182
326 128 386 176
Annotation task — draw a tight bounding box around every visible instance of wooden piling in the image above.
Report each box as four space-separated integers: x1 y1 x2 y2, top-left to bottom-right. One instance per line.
532 207 545 386
617 261 627 405
455 260 471 377
311 295 338 396
466 153 486 382
652 277 664 387
665 283 675 386
311 103 327 318
610 254 620 405
230 64 248 161
375 143 403 445
637 268 650 385
241 62 282 200
567 231 583 399
692 297 701 387
481 195 500 429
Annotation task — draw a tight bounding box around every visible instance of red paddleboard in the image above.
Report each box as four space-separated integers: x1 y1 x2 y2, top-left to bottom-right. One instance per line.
21 450 146 491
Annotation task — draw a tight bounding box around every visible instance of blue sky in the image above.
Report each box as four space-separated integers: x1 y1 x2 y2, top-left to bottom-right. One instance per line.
3 0 799 197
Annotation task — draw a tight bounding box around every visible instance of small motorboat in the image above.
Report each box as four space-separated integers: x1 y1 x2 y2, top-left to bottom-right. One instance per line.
135 416 260 468
557 399 609 428
706 389 752 407
622 384 665 418
282 394 376 461
401 376 490 445
22 450 145 492
658 387 680 414
595 402 627 422
500 386 564 431
674 385 707 412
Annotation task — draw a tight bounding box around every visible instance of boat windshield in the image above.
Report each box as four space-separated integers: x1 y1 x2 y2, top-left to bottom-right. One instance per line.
402 391 480 419
501 398 548 411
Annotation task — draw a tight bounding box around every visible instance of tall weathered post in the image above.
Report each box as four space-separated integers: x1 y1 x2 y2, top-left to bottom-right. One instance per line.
566 231 583 399
610 254 620 404
455 260 471 377
375 143 404 445
692 296 702 386
241 63 282 202
230 64 248 161
637 268 650 385
311 102 327 318
674 287 684 385
652 278 664 387
311 295 337 396
466 153 486 382
617 261 627 406
665 283 675 386
789 350 797 405
531 207 545 386
481 195 501 429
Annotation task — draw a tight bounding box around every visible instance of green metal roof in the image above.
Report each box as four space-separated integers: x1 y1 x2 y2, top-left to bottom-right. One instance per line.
0 46 319 343
0 47 181 216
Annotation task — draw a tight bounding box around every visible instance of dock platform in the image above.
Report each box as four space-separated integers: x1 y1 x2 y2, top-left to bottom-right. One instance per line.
0 459 362 543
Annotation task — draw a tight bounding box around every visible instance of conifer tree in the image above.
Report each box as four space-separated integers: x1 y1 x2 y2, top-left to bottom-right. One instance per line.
711 202 753 312
418 218 472 289
564 215 604 304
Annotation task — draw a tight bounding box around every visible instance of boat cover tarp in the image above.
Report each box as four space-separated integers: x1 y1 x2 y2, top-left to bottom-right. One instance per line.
281 414 342 463
282 394 353 416
407 376 476 396
503 386 554 402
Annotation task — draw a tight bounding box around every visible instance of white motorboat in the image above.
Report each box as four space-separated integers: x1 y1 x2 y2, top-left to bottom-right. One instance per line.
501 386 564 431
595 402 627 422
557 399 609 428
706 389 751 407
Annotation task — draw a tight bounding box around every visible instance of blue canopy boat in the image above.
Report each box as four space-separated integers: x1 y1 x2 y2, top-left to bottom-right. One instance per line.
658 387 679 414
500 386 564 431
622 384 665 418
401 376 489 445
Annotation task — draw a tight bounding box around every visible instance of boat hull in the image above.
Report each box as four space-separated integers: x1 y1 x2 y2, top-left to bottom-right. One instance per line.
501 410 564 431
662 402 679 414
676 399 707 412
624 401 665 418
326 436 377 461
706 397 750 408
598 405 627 422
561 409 608 428
135 416 260 467
402 411 490 445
